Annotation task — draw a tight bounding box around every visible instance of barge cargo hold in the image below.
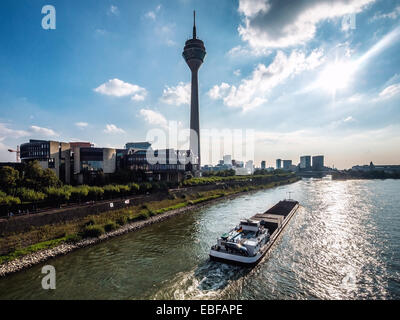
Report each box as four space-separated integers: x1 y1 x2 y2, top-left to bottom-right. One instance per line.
209 199 299 266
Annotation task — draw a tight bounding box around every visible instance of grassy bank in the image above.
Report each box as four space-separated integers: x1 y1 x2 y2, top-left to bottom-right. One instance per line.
0 177 299 265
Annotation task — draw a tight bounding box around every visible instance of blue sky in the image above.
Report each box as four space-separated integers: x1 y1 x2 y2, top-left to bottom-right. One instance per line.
0 0 400 169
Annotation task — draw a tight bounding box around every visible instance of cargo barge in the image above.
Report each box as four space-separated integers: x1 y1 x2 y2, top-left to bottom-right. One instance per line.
209 199 299 266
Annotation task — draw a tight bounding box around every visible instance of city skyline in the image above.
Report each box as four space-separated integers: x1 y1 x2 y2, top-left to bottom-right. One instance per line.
1 0 400 169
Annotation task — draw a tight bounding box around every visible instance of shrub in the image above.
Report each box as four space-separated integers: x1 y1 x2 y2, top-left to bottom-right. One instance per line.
84 219 96 227
139 182 152 193
116 216 127 226
167 193 177 200
87 186 104 200
103 185 120 199
82 225 104 238
137 211 149 220
128 183 140 195
45 186 71 204
118 185 130 196
16 188 46 203
70 186 89 202
65 233 82 243
0 195 21 206
104 221 118 232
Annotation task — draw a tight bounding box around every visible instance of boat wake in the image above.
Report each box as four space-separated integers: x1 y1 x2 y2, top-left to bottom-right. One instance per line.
152 260 250 300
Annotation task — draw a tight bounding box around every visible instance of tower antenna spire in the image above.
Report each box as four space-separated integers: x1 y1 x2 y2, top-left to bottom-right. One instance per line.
193 10 197 39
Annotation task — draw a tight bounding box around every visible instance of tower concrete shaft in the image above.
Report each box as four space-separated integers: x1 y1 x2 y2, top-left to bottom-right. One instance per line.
182 11 206 172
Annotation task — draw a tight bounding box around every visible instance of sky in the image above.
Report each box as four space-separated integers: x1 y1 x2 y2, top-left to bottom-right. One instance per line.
0 0 400 169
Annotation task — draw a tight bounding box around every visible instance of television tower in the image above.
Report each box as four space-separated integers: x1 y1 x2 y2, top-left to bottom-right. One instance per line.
182 11 206 174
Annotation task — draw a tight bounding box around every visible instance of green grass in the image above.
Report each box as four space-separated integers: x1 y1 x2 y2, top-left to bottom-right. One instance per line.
0 237 67 265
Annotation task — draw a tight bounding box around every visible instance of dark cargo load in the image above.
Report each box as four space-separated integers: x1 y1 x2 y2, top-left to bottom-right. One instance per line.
265 200 299 217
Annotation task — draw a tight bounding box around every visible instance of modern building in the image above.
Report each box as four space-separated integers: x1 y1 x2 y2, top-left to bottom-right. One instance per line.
276 159 282 170
234 167 252 176
183 11 206 174
121 148 188 182
232 160 244 168
125 142 151 150
20 139 72 184
223 155 232 166
73 147 117 184
70 142 93 148
312 155 324 171
282 160 292 171
300 156 312 170
261 161 266 170
245 160 254 174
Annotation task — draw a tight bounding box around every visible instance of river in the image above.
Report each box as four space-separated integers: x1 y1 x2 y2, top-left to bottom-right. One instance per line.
0 178 399 300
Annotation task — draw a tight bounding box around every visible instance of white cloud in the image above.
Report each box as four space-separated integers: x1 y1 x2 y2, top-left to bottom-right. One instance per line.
30 125 58 137
155 24 176 47
140 109 168 129
237 0 374 49
94 79 147 101
145 4 162 20
228 45 271 57
344 116 355 123
209 49 324 111
104 124 125 134
75 122 88 128
379 83 400 100
95 29 108 37
371 6 400 21
234 69 241 76
108 5 120 16
329 116 356 129
0 123 29 139
208 83 231 100
160 82 190 106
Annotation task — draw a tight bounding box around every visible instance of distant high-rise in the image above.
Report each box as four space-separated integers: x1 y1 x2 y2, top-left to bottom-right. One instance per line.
283 160 292 170
276 159 282 169
312 155 324 171
183 11 206 173
245 160 254 174
223 155 232 166
261 160 266 170
300 156 311 169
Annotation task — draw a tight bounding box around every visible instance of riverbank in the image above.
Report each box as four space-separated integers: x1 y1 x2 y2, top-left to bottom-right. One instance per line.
0 177 299 277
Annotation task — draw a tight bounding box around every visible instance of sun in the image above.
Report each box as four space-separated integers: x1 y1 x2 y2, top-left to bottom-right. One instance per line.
318 61 355 95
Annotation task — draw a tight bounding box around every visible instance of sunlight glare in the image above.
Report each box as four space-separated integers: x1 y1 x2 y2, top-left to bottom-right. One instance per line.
318 61 355 95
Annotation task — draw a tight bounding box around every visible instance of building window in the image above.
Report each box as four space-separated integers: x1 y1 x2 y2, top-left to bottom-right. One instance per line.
48 158 55 168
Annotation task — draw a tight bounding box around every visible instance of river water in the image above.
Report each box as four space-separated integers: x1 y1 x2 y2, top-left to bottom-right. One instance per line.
0 178 399 300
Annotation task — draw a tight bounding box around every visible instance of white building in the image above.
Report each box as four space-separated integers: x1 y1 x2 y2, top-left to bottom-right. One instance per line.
223 155 232 166
234 167 252 176
245 160 254 174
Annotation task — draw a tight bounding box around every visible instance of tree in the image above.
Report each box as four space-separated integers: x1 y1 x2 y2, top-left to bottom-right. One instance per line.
41 168 61 189
22 161 61 190
0 166 20 194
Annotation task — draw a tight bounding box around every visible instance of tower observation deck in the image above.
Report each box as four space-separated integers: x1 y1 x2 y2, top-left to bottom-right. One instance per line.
182 11 206 174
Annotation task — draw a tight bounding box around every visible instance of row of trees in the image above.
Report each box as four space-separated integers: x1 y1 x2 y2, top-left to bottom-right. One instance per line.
182 172 293 186
0 162 176 211
332 169 400 180
202 169 236 177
